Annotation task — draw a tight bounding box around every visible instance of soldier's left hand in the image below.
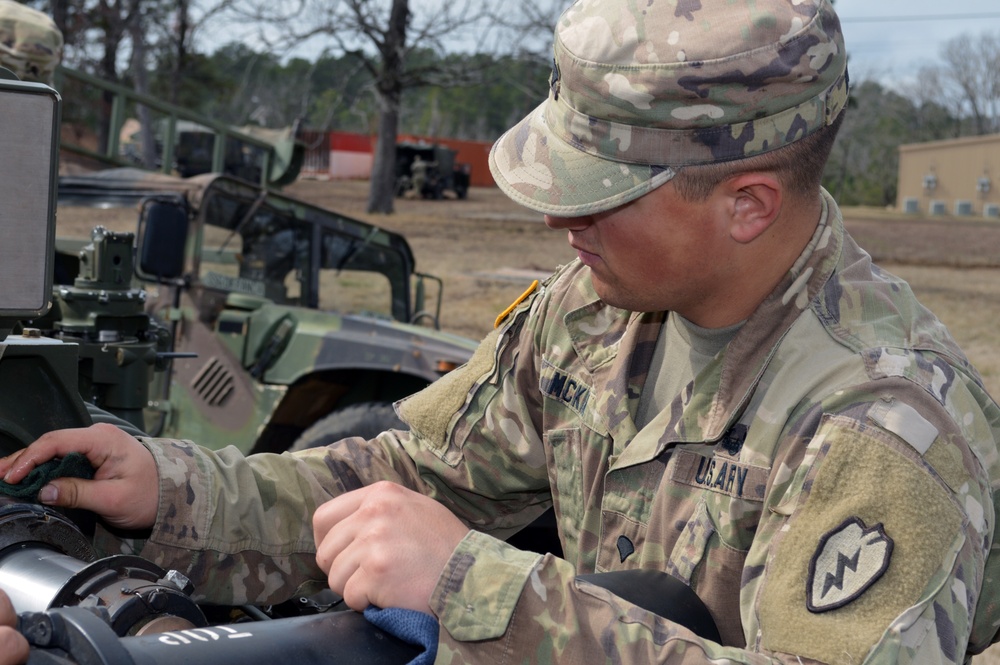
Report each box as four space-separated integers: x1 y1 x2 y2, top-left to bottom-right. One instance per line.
313 481 469 615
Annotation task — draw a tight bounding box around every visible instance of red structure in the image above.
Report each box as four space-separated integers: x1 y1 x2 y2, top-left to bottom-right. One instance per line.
300 130 496 188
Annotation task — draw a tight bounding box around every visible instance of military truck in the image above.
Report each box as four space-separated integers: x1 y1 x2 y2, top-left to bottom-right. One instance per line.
394 141 470 200
52 168 477 455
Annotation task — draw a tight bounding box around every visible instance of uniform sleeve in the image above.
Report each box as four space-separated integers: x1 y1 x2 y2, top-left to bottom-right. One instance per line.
426 380 996 665
430 531 784 664
752 405 989 664
124 276 558 606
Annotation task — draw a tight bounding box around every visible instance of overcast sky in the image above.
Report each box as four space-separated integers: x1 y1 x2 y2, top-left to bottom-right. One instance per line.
834 1 1000 87
257 1 1000 92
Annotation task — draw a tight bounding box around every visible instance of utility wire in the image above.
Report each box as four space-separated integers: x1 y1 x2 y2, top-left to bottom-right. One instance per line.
840 13 1000 23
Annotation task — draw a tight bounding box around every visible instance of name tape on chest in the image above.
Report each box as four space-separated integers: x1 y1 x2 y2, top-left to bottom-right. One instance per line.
539 361 591 417
671 449 768 501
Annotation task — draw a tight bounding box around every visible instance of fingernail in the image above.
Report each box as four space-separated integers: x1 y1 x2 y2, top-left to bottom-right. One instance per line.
38 484 57 504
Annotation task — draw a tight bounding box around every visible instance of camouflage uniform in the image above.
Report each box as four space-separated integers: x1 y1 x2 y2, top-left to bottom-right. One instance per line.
113 190 1000 663
97 1 1000 663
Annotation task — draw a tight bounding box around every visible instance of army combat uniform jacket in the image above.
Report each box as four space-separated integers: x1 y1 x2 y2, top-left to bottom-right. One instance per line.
123 191 1000 664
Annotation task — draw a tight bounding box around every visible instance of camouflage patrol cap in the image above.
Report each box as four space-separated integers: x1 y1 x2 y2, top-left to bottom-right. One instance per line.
0 1 63 85
489 0 848 217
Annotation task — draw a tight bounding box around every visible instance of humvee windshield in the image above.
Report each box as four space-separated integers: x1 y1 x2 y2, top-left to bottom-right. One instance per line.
193 176 416 322
56 170 421 323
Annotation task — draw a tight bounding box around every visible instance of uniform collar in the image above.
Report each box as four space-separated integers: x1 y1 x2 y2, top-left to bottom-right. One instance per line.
561 190 846 462
703 189 843 441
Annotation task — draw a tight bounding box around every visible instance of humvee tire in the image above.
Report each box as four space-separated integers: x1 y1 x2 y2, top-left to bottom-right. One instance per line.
290 402 405 451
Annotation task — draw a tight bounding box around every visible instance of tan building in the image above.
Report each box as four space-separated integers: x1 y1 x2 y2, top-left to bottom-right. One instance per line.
897 134 1000 218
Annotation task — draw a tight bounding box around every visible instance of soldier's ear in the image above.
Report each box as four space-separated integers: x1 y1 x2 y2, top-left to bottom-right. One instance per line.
724 173 782 244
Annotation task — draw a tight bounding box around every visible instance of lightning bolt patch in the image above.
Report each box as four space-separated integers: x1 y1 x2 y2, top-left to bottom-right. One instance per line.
807 517 894 613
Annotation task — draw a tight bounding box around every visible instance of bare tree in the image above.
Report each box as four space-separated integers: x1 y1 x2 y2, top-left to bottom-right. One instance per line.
917 31 1000 137
28 0 166 152
230 0 529 213
163 0 240 104
127 0 158 167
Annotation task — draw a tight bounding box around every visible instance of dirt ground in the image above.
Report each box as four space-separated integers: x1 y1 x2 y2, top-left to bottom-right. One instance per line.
57 179 1000 661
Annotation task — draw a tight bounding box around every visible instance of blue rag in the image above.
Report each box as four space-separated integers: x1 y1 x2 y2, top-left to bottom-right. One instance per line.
363 606 439 665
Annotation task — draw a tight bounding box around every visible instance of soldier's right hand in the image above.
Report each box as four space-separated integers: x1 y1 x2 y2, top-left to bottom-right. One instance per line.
0 423 159 530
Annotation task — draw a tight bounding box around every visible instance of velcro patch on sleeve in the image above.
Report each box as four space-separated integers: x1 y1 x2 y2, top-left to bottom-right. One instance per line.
868 399 939 455
758 417 964 664
396 328 501 463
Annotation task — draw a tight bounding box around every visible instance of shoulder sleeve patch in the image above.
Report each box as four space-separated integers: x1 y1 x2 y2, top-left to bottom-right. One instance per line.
807 517 894 613
495 280 538 329
868 399 939 455
759 416 964 664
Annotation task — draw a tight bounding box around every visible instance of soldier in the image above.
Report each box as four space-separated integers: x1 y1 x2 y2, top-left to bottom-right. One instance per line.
3 0 1000 663
410 154 428 197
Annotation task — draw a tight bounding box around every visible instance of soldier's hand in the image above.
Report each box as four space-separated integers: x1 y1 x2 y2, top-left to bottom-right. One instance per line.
0 590 28 665
313 481 469 615
0 423 159 530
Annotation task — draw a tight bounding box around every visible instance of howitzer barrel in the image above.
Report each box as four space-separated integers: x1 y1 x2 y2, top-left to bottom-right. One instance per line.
22 607 420 665
0 499 205 637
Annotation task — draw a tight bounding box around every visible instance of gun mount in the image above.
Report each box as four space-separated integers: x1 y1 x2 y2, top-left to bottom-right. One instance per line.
45 227 173 431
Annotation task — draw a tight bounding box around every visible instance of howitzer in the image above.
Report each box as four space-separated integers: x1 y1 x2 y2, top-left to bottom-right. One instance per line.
3 498 717 665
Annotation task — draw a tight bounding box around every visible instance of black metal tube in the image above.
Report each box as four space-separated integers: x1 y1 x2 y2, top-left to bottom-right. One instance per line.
119 610 419 665
24 607 419 665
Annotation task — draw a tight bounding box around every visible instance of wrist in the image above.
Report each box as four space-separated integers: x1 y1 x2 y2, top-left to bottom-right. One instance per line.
430 530 541 642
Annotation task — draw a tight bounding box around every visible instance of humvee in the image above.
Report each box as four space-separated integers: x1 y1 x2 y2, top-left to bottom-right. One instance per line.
53 168 477 454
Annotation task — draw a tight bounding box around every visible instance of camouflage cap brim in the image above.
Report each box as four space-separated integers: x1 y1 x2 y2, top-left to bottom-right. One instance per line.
489 102 678 217
489 0 848 218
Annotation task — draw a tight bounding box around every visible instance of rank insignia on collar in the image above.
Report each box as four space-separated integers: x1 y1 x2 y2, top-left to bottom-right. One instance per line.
494 280 539 329
720 423 747 456
807 517 893 613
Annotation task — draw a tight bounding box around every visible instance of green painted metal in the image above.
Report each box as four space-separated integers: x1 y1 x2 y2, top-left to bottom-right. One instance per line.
54 66 302 187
